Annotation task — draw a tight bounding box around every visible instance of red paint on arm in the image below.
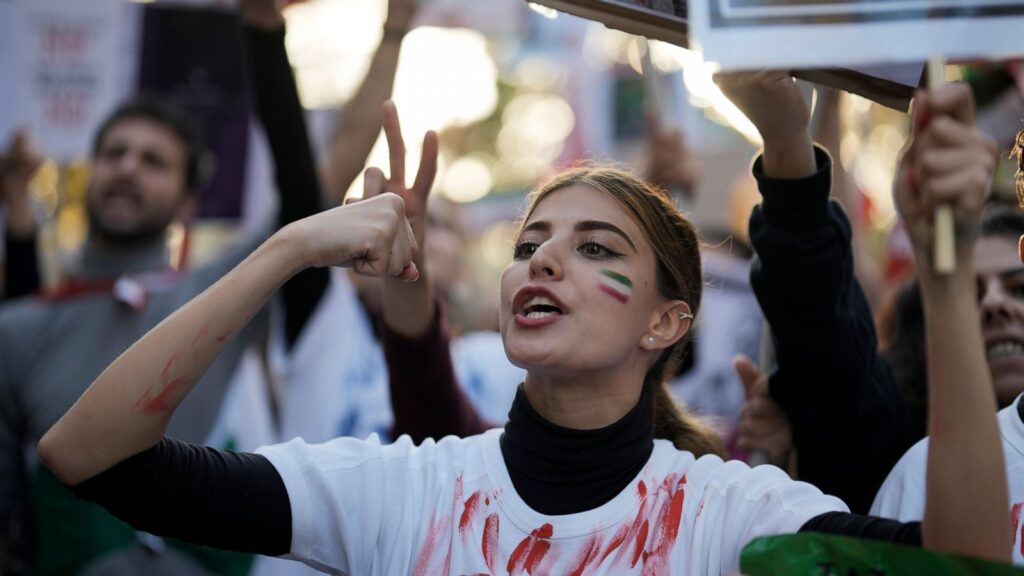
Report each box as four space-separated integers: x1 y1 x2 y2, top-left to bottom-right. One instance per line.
134 321 220 414
189 322 210 350
134 350 185 413
135 376 188 413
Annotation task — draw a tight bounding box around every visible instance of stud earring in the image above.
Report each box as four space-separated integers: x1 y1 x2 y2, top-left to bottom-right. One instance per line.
647 336 655 344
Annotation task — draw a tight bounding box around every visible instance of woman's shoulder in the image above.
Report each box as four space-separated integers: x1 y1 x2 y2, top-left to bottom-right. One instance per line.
256 428 502 474
651 440 845 510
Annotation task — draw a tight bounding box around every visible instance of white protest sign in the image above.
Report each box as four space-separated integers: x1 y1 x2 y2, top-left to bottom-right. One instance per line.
11 0 130 161
689 1 1024 70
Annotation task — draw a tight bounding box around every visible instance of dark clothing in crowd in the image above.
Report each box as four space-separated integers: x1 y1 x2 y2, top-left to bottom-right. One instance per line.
2 231 39 301
748 147 922 513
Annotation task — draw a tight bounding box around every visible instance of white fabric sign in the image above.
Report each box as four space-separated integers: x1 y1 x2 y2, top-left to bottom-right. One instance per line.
10 0 131 161
690 1 1024 70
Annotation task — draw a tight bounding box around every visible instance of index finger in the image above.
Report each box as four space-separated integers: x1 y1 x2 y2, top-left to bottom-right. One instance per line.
382 100 406 188
925 82 976 126
411 130 438 198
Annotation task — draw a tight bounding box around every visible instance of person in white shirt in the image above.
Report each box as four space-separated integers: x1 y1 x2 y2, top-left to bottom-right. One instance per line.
872 129 1024 562
35 76 1010 574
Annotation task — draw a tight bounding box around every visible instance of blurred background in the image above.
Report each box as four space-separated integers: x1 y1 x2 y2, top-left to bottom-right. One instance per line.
0 0 1021 329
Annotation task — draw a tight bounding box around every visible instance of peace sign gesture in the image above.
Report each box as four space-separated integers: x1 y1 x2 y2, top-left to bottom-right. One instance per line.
362 100 439 247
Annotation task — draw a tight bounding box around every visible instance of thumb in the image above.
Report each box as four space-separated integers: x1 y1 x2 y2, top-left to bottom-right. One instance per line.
733 354 763 400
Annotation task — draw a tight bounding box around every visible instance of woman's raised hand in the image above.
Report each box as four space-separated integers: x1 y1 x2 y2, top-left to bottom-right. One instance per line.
291 193 419 281
715 70 816 178
715 71 810 144
371 101 440 334
365 100 439 244
894 83 998 272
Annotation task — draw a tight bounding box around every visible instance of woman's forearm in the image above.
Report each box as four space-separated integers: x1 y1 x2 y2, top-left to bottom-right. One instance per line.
919 267 1010 561
39 227 308 485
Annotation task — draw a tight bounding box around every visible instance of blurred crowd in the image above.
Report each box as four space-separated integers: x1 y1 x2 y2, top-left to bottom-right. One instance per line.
2 0 1024 575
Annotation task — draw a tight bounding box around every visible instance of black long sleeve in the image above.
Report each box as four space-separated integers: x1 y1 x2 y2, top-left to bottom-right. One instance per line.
800 511 921 545
243 24 328 348
748 146 922 513
3 230 40 300
71 438 291 556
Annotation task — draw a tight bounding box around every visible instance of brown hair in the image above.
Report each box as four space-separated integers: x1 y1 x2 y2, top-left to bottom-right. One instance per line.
520 167 726 458
1014 129 1024 208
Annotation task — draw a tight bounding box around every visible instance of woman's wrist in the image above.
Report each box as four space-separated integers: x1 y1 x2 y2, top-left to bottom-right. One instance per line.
267 223 316 278
917 257 976 300
761 131 816 179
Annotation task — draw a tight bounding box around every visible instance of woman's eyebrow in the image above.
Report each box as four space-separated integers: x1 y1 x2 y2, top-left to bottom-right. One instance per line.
521 220 550 234
575 220 637 253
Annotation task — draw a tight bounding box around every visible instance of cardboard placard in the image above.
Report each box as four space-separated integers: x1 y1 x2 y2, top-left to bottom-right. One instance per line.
526 0 923 110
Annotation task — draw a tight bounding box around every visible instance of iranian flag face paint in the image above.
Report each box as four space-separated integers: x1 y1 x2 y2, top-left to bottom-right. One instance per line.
598 269 633 304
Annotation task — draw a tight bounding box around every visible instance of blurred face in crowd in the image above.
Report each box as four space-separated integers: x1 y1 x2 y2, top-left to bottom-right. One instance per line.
977 235 1024 406
499 184 667 378
87 117 195 244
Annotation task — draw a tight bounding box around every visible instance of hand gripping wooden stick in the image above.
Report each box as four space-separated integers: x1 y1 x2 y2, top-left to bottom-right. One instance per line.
928 56 956 274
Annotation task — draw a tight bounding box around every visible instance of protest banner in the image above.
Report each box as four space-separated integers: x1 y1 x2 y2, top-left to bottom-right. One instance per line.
529 0 688 46
689 1 1024 71
138 5 250 219
524 0 924 109
4 0 131 162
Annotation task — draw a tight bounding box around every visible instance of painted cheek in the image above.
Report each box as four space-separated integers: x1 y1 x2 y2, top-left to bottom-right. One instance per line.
598 269 634 305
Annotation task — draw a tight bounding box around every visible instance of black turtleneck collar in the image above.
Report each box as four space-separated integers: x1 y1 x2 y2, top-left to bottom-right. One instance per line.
500 383 654 515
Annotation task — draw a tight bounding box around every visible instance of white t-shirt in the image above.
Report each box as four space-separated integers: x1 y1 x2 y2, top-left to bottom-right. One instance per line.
258 429 846 576
871 397 1024 564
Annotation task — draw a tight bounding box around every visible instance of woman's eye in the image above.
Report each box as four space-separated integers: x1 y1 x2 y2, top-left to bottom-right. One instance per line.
579 241 618 259
513 241 538 260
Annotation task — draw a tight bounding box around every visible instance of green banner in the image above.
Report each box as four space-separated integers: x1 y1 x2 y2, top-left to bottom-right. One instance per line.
741 534 1024 576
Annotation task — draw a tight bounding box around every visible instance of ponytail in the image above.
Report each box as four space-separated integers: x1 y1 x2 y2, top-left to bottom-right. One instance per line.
649 380 726 459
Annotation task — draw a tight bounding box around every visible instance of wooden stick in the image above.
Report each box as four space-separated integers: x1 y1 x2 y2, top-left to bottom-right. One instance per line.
928 56 956 274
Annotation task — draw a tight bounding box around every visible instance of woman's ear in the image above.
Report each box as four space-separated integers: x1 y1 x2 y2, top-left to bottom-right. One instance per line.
640 301 693 350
